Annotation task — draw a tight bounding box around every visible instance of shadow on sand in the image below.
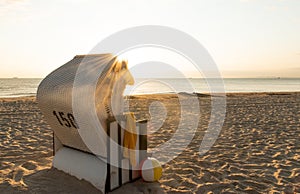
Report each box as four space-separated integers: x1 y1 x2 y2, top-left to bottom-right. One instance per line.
0 168 165 194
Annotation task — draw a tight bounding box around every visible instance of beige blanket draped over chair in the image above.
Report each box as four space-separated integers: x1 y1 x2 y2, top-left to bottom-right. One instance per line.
95 58 137 166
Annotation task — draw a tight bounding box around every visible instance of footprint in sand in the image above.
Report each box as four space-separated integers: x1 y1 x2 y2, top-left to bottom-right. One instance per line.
148 101 167 133
13 170 23 182
22 161 37 170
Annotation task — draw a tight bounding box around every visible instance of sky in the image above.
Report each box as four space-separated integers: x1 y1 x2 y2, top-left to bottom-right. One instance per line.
0 0 299 78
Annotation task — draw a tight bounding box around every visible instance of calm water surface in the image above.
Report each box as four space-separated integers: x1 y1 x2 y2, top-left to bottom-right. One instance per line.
0 78 299 98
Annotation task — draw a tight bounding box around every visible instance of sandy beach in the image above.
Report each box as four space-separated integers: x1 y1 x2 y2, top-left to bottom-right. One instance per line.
0 92 299 193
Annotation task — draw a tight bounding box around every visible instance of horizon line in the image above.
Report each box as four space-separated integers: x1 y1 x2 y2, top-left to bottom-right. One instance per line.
0 76 299 79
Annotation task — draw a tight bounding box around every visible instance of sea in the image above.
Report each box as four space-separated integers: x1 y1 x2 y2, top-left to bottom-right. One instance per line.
0 78 299 98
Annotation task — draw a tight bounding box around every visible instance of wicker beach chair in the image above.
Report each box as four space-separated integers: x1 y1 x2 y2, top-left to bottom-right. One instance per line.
37 54 147 193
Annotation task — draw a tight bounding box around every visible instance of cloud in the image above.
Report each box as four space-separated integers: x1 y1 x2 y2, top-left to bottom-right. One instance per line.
0 0 27 6
0 0 31 21
267 5 278 11
239 0 256 2
4 0 26 3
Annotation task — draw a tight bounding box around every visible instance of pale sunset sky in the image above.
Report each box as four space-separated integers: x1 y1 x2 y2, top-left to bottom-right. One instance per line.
0 0 299 78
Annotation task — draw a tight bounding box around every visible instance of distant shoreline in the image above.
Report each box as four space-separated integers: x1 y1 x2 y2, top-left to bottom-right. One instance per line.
1 91 300 100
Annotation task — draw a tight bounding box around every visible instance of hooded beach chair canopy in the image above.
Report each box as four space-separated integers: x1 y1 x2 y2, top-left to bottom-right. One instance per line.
37 54 135 158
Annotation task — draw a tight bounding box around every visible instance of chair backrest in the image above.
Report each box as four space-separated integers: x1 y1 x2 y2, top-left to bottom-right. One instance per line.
37 54 130 157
